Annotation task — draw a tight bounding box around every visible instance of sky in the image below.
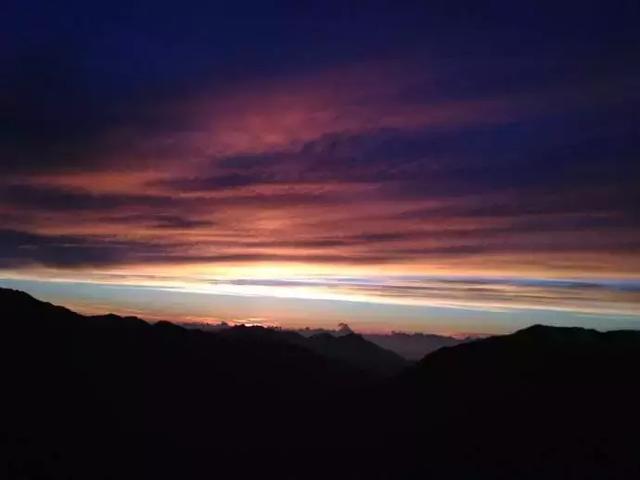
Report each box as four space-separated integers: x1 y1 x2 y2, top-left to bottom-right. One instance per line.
1 1 639 334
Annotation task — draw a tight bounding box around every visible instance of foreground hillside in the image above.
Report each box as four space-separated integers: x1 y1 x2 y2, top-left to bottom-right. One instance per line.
2 288 639 479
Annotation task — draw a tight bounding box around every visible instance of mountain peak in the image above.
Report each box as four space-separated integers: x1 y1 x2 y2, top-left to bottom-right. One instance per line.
516 324 597 334
0 287 39 303
512 324 603 344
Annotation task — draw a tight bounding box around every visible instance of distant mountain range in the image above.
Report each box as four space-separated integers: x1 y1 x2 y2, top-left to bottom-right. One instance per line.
191 321 471 360
2 287 639 479
204 322 408 376
178 318 408 376
363 331 470 359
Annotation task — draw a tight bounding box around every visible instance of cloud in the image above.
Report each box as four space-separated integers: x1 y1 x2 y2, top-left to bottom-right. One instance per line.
159 172 275 192
201 274 640 316
1 3 639 328
0 229 144 268
103 213 216 230
0 184 180 212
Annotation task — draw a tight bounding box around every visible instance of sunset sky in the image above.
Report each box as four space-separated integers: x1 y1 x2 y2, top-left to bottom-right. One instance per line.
1 2 639 334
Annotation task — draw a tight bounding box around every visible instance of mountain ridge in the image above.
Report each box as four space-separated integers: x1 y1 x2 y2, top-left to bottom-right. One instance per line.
0 287 406 376
3 287 640 479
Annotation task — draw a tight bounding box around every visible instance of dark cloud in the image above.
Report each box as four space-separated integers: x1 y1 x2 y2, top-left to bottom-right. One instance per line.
159 173 275 191
0 229 147 268
0 185 181 211
394 188 640 235
102 213 216 230
0 228 400 269
3 0 638 175
148 253 399 266
162 103 639 216
386 238 640 259
1 0 639 281
149 215 216 230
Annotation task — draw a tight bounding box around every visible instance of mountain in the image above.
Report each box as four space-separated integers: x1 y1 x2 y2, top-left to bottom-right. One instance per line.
294 325 469 361
195 323 408 376
3 288 640 479
303 331 407 375
364 331 468 360
407 324 640 388
381 324 640 478
294 325 467 361
0 288 370 478
0 287 406 478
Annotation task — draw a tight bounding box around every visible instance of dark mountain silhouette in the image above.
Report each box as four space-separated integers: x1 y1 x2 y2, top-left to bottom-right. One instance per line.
294 325 469 360
364 331 468 359
413 323 640 382
380 324 640 478
303 331 407 375
191 322 407 376
2 288 640 479
0 288 370 478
